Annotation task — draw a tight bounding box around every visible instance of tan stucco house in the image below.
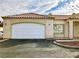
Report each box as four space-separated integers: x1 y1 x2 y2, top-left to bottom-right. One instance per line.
1 13 79 40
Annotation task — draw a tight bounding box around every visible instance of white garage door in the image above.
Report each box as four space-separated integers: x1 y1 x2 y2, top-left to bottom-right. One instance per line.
12 23 45 39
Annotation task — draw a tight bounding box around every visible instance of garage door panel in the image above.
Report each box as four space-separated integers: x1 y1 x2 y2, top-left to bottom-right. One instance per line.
12 23 45 39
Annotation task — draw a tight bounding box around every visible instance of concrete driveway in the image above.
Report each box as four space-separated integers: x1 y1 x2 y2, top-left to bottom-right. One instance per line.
0 39 79 58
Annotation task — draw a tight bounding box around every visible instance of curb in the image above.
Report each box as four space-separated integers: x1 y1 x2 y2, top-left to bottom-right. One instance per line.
53 41 79 49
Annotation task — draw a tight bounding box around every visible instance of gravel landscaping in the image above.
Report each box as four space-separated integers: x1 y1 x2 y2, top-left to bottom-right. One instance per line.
0 39 79 58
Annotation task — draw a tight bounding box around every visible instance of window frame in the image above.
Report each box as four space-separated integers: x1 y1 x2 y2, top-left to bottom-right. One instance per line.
53 24 64 34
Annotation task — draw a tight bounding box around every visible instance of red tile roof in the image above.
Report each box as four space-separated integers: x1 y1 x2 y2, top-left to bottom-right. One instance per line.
70 13 79 19
2 13 54 19
2 13 79 20
52 15 70 20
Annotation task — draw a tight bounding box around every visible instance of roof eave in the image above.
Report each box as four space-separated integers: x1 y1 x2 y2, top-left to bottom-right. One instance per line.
1 16 54 19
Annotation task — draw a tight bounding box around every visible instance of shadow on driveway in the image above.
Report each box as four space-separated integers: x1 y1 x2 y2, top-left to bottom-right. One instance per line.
0 39 55 48
75 55 79 58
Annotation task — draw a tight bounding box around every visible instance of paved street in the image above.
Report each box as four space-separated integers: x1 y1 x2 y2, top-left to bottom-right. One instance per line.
0 39 79 58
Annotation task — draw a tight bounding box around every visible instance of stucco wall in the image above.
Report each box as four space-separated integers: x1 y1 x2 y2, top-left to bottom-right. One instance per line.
53 20 69 38
3 18 69 39
3 19 11 39
3 18 54 39
46 19 54 38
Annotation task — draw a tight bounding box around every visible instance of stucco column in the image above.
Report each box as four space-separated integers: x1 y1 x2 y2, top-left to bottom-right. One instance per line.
3 20 11 39
69 20 73 39
64 21 69 38
46 19 54 39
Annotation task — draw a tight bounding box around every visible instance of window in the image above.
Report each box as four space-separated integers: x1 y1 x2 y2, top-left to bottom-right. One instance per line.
54 24 64 34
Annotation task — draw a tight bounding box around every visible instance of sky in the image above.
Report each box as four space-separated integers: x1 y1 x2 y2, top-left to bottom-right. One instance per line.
0 0 79 21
